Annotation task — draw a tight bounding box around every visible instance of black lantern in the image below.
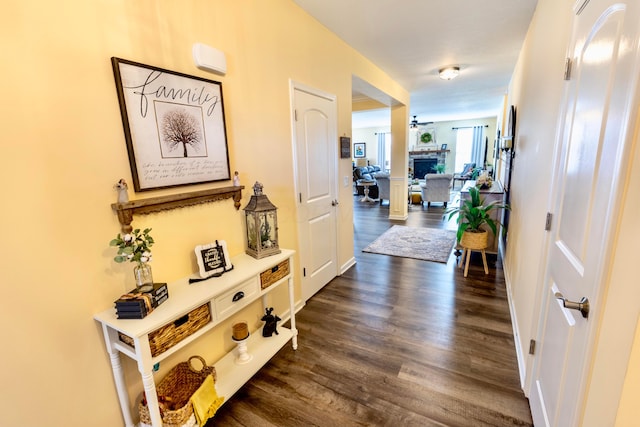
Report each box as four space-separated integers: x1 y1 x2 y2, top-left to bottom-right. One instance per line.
243 182 280 259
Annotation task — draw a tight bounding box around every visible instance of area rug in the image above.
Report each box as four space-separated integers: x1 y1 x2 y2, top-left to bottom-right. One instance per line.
362 225 456 263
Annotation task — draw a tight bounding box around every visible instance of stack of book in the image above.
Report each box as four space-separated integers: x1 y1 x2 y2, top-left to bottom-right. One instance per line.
115 283 169 319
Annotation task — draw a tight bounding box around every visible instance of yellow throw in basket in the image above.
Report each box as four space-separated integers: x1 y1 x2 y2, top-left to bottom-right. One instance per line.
139 355 219 427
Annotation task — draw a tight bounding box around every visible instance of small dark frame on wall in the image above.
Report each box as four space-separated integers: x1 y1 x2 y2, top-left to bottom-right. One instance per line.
354 142 366 158
340 136 351 158
441 144 448 150
111 57 231 192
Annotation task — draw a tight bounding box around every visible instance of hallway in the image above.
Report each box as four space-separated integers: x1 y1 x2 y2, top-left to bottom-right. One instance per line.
210 199 532 426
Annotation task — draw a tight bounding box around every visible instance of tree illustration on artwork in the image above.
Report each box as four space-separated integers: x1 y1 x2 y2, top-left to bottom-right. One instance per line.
161 109 202 157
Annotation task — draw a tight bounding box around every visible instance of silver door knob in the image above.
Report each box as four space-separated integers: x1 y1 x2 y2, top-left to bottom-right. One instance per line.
555 292 590 319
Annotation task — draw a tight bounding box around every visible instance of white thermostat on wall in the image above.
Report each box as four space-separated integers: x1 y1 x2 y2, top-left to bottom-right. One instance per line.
192 42 227 75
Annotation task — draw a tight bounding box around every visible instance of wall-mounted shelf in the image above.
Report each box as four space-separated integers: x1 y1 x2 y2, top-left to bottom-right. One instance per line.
111 186 244 233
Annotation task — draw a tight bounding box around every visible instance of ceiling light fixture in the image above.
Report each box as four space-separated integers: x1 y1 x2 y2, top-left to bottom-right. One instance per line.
410 116 418 129
439 66 460 80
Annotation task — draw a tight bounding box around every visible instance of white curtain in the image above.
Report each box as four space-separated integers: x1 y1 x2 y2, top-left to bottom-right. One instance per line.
470 126 485 168
377 132 386 169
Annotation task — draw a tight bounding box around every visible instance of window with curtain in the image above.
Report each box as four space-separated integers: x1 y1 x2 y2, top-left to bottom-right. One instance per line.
455 126 485 172
377 132 392 171
455 128 473 172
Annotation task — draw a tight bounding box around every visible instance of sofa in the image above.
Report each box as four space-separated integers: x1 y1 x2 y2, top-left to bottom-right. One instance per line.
353 165 382 199
420 173 453 207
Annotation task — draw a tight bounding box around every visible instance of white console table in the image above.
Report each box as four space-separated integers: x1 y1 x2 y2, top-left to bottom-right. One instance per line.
94 249 297 427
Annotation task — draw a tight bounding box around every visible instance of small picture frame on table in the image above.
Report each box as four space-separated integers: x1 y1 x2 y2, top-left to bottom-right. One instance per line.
194 240 233 279
441 144 448 150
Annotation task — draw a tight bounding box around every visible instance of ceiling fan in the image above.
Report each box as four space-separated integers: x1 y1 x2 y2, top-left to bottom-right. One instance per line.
410 116 433 128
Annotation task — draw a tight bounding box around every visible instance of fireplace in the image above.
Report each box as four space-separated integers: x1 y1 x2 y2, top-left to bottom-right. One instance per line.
413 158 437 179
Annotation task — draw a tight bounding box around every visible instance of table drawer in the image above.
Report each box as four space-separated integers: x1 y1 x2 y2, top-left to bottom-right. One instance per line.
118 303 212 357
214 277 259 319
260 258 290 290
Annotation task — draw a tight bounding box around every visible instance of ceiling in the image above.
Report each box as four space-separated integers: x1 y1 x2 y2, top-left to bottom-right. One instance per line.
293 0 538 128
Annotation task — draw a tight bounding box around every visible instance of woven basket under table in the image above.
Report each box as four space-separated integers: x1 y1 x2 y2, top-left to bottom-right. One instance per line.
139 355 216 427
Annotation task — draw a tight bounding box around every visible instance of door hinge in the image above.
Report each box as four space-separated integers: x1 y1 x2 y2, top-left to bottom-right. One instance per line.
564 57 572 81
303 268 306 277
529 339 536 355
545 212 553 231
299 193 302 203
294 110 298 121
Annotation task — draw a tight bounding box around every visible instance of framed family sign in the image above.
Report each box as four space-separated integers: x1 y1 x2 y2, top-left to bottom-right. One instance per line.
111 57 231 191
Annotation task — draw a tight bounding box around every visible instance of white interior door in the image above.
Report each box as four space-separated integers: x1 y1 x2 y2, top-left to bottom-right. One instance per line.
529 1 640 426
292 84 338 302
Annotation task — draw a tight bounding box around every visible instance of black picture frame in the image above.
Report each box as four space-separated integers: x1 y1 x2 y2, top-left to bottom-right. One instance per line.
340 136 351 158
354 142 366 158
111 57 231 192
440 144 448 150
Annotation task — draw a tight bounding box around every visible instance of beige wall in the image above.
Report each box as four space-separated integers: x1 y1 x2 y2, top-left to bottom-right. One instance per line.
505 0 640 424
0 1 408 426
502 0 573 383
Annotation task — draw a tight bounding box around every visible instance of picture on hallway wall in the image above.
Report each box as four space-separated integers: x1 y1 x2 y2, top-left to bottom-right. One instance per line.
354 142 366 158
111 57 231 191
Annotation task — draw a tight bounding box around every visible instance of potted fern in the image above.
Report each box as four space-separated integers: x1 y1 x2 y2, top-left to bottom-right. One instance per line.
444 186 510 249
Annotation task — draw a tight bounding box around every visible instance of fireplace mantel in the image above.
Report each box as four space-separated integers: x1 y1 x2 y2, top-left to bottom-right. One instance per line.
409 150 450 155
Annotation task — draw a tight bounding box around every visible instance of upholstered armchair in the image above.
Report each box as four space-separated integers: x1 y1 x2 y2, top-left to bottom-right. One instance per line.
420 173 453 207
374 172 390 205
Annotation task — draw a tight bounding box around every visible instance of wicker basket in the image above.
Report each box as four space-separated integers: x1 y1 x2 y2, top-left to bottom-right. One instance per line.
119 303 212 357
260 259 290 290
139 355 216 427
460 229 489 250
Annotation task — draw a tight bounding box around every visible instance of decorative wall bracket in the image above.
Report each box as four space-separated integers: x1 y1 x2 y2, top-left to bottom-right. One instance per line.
111 186 244 233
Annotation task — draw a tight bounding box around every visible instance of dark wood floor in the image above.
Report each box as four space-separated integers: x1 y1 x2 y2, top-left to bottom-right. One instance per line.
208 195 533 426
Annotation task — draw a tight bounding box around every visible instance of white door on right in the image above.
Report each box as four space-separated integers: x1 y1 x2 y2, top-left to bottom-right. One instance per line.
529 1 640 426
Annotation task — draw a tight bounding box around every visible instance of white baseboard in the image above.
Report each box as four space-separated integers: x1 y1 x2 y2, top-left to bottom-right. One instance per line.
340 257 356 274
502 244 528 393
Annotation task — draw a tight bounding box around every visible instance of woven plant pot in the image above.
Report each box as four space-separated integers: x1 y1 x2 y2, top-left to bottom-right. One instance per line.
460 229 489 250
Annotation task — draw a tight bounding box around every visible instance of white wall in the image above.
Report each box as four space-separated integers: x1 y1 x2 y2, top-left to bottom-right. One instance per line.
352 126 390 166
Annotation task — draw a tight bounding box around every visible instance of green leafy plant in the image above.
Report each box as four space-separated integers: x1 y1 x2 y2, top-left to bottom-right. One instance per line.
110 228 154 264
435 164 446 174
444 187 510 242
420 132 433 143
